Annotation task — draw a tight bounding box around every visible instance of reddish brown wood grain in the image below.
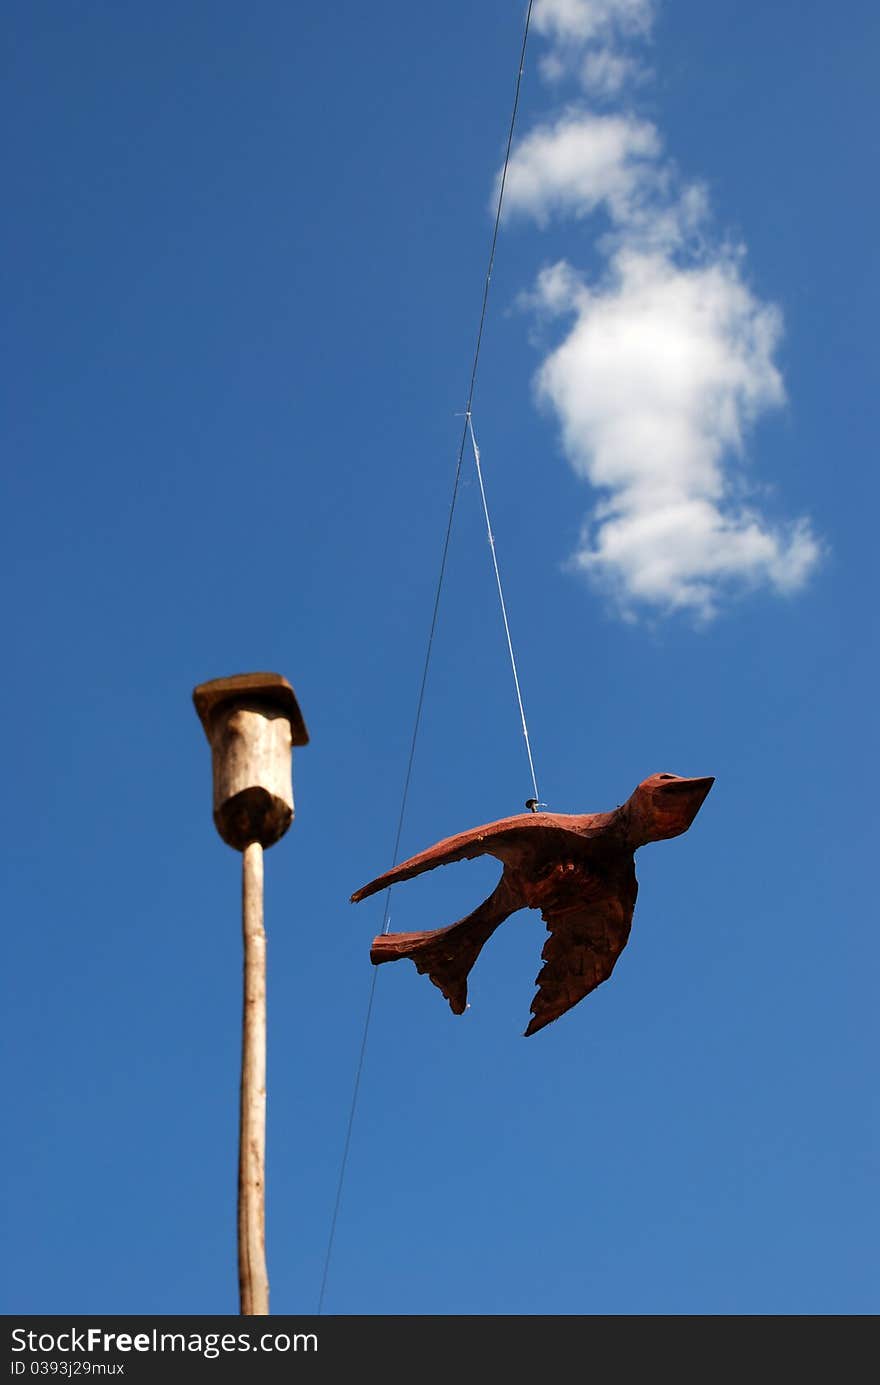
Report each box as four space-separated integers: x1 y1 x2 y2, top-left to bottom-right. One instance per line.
353 773 713 1036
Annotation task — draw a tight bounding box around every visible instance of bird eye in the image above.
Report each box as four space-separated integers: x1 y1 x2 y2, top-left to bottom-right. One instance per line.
659 774 676 780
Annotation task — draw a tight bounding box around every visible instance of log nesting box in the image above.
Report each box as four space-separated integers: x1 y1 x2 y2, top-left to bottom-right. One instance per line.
193 672 309 852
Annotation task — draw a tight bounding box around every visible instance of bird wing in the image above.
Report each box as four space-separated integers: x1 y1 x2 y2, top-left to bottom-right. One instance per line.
525 866 637 1037
351 813 588 904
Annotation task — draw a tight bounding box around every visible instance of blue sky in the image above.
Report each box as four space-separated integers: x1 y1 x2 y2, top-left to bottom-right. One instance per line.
2 0 877 1315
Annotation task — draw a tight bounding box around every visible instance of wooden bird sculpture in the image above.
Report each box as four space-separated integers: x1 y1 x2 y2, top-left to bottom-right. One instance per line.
351 772 714 1036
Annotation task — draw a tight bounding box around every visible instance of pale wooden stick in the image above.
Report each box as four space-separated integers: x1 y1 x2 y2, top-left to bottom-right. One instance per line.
239 840 269 1315
194 674 308 1315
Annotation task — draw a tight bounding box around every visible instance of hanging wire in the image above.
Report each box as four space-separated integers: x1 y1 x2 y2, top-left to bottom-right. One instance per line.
467 412 540 805
317 0 536 1314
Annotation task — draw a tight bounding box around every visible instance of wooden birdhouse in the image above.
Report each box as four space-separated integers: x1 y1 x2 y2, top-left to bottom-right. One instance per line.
193 672 309 852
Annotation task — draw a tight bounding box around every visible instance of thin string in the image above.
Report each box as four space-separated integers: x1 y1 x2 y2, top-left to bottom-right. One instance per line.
315 967 378 1315
467 412 540 805
317 0 535 1315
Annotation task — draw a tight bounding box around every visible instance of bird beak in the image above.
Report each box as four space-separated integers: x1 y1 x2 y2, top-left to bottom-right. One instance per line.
656 775 714 834
684 775 715 796
662 775 715 798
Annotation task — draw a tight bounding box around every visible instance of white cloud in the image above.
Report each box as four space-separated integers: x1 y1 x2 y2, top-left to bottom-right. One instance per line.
533 0 655 45
534 0 654 85
497 4 822 618
533 251 822 617
502 111 662 227
581 47 641 97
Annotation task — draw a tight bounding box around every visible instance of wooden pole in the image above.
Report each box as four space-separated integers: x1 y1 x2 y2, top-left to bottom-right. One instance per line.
193 673 309 1317
239 840 268 1316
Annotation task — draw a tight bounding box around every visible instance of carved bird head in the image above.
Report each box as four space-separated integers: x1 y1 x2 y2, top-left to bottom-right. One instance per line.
625 772 714 846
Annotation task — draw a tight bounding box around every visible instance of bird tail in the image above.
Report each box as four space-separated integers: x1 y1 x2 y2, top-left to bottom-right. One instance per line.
370 885 513 1016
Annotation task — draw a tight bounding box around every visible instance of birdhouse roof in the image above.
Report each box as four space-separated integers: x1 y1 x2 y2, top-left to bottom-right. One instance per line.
192 672 309 745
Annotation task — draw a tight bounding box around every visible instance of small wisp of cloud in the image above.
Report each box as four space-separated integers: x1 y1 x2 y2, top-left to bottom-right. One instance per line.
502 0 822 620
